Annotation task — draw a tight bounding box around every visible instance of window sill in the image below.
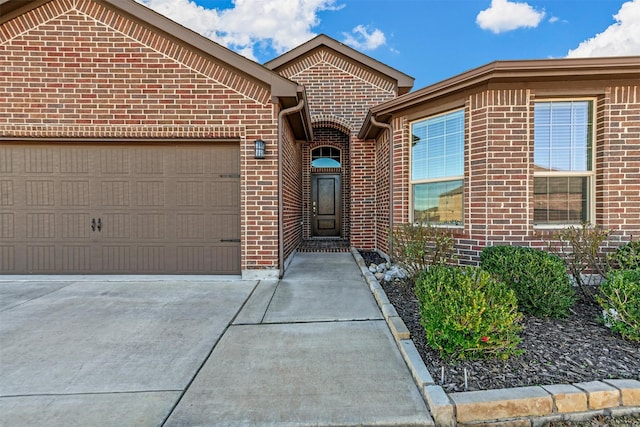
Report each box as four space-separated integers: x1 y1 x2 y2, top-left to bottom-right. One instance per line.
413 222 464 229
533 224 587 230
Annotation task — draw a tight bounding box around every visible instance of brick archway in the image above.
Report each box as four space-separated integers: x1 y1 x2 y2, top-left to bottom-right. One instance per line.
311 115 353 136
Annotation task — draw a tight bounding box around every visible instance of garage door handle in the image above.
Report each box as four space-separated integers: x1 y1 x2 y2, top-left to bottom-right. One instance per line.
90 218 102 232
221 239 240 242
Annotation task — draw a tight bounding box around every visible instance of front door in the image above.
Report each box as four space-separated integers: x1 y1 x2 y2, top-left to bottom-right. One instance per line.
311 174 341 237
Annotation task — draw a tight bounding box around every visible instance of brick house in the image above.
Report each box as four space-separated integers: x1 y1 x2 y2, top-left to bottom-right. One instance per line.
1 0 638 277
0 0 315 277
359 58 640 264
0 0 413 278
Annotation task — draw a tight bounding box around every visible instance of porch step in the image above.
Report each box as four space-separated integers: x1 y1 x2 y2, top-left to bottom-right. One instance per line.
297 239 350 253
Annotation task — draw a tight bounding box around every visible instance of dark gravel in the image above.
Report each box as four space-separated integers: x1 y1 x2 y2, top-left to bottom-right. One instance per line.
547 413 640 427
359 251 640 393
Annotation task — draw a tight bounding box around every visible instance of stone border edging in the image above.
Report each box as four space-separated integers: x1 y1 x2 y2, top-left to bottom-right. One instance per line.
350 248 640 427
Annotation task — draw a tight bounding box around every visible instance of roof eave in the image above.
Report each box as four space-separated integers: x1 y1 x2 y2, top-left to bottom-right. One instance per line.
373 56 640 117
1 0 301 98
357 110 376 140
107 0 302 97
278 87 314 141
265 34 415 94
360 56 640 139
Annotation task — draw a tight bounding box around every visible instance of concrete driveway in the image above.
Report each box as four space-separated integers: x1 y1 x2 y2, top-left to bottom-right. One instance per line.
1 254 433 426
0 277 256 427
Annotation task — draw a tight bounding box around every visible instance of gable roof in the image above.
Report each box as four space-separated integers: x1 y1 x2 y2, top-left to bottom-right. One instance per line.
359 56 640 139
265 34 414 95
0 0 313 140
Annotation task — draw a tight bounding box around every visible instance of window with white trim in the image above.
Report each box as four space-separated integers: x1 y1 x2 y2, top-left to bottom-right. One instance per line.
410 109 464 225
533 100 594 225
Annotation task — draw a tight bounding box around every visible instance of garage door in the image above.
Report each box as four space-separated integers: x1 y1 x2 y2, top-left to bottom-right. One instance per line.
0 143 240 274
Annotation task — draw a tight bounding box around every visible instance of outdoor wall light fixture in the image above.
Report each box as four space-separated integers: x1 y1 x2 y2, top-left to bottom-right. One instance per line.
254 139 266 159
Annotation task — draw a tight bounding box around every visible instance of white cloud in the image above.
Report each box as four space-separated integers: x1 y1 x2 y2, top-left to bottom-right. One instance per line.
136 0 342 61
476 0 545 34
548 16 559 24
567 0 640 57
342 25 386 51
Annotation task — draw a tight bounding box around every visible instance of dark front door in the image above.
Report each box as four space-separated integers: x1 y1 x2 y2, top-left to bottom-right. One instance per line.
312 174 341 237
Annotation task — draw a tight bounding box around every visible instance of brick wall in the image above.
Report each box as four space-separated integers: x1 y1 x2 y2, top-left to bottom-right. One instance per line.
471 89 532 246
350 135 377 248
385 83 640 265
274 48 398 247
597 86 640 244
375 128 390 252
282 121 303 260
0 0 281 272
392 117 412 225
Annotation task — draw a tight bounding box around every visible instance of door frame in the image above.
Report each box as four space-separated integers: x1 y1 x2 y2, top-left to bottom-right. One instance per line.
311 173 341 237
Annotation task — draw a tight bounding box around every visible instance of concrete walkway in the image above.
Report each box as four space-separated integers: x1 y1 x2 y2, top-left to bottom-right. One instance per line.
0 253 433 426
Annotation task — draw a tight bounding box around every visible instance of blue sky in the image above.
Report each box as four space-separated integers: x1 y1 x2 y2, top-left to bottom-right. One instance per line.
138 0 640 89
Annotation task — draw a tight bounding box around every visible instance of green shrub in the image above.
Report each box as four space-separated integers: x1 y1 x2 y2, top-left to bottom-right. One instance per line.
391 223 455 278
597 268 640 342
414 265 523 360
480 246 575 318
608 240 640 271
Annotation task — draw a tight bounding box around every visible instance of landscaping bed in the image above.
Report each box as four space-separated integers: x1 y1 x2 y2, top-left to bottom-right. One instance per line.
359 251 640 394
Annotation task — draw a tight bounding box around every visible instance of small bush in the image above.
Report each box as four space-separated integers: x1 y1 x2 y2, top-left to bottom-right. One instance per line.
414 265 523 360
597 268 640 342
481 246 575 318
609 240 640 271
391 223 455 278
547 223 612 289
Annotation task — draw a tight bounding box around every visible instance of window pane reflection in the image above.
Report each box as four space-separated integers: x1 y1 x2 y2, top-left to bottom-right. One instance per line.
311 146 341 168
413 180 463 225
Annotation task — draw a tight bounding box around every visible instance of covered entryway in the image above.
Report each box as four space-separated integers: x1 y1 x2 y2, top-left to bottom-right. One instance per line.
0 142 240 274
298 126 351 251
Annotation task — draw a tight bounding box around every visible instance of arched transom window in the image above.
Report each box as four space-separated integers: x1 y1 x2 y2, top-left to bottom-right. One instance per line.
311 146 341 168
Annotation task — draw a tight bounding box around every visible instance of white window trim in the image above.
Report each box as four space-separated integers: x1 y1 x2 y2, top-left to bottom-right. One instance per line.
409 108 465 227
533 97 596 228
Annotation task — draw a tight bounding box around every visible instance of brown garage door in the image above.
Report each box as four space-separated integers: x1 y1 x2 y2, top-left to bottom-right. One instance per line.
0 142 240 274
